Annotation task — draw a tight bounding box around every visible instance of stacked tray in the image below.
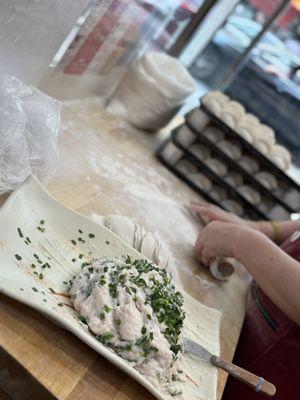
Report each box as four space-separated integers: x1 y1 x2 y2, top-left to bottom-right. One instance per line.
157 93 300 221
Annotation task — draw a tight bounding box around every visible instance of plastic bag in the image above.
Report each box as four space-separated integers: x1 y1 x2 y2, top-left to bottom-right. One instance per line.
0 75 61 194
107 52 196 131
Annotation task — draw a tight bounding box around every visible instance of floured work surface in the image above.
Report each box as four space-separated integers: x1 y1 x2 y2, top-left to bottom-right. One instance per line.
0 99 250 400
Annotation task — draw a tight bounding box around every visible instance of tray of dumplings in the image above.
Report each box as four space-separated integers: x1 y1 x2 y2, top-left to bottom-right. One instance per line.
157 91 300 220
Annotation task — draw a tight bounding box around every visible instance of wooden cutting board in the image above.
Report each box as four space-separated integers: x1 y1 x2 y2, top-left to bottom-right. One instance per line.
0 99 250 400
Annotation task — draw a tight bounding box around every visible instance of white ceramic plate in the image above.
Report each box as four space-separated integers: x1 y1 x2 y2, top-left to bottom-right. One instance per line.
0 176 220 400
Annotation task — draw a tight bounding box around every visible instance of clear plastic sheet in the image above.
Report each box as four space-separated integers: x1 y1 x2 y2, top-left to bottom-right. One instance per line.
0 75 60 194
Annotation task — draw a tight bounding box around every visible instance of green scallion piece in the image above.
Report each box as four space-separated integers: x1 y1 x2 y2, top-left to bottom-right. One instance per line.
17 228 23 238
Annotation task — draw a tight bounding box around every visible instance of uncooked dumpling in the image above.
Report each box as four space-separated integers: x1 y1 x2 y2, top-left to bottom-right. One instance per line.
105 214 136 247
219 101 245 129
217 140 242 160
202 126 225 143
238 156 259 174
176 158 198 174
209 185 227 202
176 125 197 147
189 172 212 191
140 231 157 261
235 122 255 143
237 185 261 206
189 143 211 160
101 215 173 271
254 171 278 191
205 158 227 177
268 144 291 171
160 142 183 164
219 110 238 129
202 91 229 116
186 108 210 132
224 172 243 187
284 189 300 209
253 141 272 155
268 205 290 220
240 113 260 126
220 199 244 216
258 198 274 214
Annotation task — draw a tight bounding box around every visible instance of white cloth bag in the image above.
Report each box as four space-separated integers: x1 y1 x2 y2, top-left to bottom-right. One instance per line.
107 52 196 131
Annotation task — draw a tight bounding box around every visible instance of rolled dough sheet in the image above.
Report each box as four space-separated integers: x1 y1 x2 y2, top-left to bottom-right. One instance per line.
0 178 221 400
180 292 221 400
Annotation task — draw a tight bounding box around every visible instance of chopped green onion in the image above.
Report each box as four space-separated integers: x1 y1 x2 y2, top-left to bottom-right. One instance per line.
17 228 23 238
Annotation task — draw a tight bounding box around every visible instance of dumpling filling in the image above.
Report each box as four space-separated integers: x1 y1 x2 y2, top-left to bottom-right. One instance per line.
69 255 185 389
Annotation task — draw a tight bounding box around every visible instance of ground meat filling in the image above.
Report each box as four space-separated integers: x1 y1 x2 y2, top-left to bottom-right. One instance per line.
69 255 185 386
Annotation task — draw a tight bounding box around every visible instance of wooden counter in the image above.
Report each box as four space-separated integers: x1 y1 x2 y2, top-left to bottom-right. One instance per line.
0 99 250 400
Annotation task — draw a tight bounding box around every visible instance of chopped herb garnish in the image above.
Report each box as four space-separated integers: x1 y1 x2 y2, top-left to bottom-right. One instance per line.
78 237 85 243
88 233 95 238
57 303 63 307
78 229 83 234
15 254 22 261
115 319 121 326
97 333 114 344
37 226 45 232
40 219 45 225
32 287 38 292
99 312 105 320
17 228 23 238
78 315 87 324
20 288 24 291
109 283 117 298
105 240 110 245
42 264 47 269
33 271 38 275
43 299 47 302
72 258 76 262
103 304 111 313
26 237 31 243
81 262 91 268
49 288 55 294
71 240 76 245
147 314 151 320
78 254 84 259
34 254 39 259
39 273 44 280
63 281 68 285
141 326 147 335
37 259 43 265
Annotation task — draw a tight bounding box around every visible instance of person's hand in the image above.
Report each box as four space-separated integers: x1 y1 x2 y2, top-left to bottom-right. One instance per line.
194 221 260 266
190 201 248 226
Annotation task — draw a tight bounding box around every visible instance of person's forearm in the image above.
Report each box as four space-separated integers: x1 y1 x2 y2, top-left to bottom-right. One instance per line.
247 220 300 244
233 228 300 325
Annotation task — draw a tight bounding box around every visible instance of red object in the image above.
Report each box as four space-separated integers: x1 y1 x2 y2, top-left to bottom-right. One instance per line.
64 1 129 75
222 231 300 399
